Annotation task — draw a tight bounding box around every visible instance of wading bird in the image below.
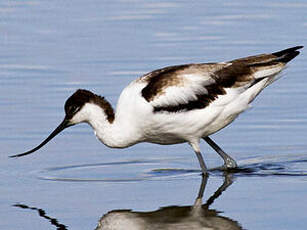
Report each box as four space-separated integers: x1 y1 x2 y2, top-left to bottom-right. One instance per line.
10 46 303 175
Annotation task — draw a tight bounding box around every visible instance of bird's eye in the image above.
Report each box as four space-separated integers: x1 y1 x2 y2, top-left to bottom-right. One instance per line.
70 105 79 114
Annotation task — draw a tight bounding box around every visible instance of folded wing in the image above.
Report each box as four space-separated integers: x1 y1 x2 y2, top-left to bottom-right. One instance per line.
141 46 303 113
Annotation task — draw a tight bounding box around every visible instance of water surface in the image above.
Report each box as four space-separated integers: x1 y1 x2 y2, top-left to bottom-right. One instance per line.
1 0 307 229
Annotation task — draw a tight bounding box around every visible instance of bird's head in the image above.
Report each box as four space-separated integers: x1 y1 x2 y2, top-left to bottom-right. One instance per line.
64 89 97 125
10 89 114 158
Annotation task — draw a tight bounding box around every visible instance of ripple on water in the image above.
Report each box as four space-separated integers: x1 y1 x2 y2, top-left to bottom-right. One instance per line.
211 153 307 177
37 154 307 182
37 159 200 182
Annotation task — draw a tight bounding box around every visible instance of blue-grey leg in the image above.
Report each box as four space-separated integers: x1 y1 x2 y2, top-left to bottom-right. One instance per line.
194 151 208 175
203 136 238 169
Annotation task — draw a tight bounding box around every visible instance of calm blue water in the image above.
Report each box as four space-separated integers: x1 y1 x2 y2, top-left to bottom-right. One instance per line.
1 0 307 229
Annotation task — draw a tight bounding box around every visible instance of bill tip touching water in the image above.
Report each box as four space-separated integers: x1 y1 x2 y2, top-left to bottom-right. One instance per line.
10 46 303 175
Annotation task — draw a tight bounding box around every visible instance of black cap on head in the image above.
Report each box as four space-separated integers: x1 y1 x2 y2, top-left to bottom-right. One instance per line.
64 89 96 119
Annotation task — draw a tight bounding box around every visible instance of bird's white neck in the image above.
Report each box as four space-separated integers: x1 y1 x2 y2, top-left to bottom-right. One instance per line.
80 103 141 148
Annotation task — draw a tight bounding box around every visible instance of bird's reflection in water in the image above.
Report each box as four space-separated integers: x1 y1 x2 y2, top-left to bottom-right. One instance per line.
13 174 242 230
96 174 242 230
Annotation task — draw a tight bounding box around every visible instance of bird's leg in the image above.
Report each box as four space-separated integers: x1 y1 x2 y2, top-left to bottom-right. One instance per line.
203 136 238 169
194 151 208 175
190 141 208 175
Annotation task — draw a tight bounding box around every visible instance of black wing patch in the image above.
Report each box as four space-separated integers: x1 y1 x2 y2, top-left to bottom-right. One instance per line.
153 84 226 112
143 63 252 113
141 64 190 102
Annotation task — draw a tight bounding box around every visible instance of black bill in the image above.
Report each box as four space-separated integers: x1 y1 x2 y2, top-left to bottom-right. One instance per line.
10 118 71 158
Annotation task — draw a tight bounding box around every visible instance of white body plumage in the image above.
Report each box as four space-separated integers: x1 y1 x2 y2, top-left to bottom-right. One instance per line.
87 62 280 150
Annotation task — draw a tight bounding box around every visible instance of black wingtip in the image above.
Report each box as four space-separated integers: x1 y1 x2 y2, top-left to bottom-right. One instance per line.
272 46 303 63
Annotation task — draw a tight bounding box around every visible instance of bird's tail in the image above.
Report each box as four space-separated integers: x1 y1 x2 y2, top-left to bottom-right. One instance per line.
236 46 303 88
239 46 303 104
251 46 302 79
233 46 303 66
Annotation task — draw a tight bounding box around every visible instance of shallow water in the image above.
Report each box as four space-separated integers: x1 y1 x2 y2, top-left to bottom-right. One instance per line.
1 0 307 229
